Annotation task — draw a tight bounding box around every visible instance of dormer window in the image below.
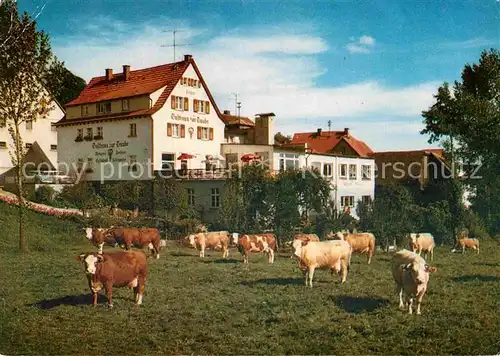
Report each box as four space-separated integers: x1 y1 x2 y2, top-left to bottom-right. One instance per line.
96 102 111 114
81 105 89 116
122 99 129 111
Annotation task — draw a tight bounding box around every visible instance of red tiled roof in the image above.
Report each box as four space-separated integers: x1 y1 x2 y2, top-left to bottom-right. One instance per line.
221 114 255 127
57 56 224 126
291 130 374 158
373 149 445 158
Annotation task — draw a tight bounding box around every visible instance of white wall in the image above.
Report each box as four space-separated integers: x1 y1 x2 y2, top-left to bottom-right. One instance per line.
57 117 153 181
0 101 62 174
152 64 226 171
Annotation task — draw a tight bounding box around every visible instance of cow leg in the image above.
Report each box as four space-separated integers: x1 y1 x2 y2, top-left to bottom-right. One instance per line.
243 252 249 264
416 293 425 315
340 259 348 283
222 247 229 258
462 246 465 254
408 296 414 315
104 283 113 308
267 249 274 264
200 245 205 258
308 267 315 288
136 276 145 305
154 242 160 259
367 252 372 264
398 288 405 309
92 292 98 306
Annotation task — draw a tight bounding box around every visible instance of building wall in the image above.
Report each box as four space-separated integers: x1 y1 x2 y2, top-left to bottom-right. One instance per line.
151 64 226 171
182 180 226 224
65 94 152 120
332 139 358 156
57 117 153 181
221 143 275 168
0 101 62 175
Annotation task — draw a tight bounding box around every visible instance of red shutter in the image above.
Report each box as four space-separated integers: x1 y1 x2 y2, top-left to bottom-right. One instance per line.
197 126 202 139
184 97 189 111
206 101 210 114
193 99 198 113
180 124 185 138
167 123 172 136
209 127 214 141
171 96 176 109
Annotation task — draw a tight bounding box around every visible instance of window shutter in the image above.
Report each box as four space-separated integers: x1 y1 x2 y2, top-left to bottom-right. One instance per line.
180 124 185 138
193 99 198 113
209 127 214 141
167 123 172 136
197 126 202 139
184 97 189 111
171 96 176 109
206 101 210 114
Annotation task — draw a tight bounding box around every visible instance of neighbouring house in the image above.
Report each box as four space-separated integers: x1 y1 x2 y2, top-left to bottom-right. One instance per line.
0 94 63 188
55 54 226 182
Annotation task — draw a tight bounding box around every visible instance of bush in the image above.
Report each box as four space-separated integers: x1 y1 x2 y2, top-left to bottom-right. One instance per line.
34 185 56 205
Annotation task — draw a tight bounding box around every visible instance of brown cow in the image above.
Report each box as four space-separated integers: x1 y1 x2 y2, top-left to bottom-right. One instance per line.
232 233 277 264
187 231 230 258
456 231 480 254
294 233 320 242
332 231 376 264
408 233 435 261
89 227 162 259
76 251 148 308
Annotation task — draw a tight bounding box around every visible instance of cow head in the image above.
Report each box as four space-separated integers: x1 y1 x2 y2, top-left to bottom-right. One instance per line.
407 234 418 251
187 234 197 248
334 231 345 240
402 262 437 286
84 227 93 240
230 233 239 246
292 239 307 259
76 252 104 275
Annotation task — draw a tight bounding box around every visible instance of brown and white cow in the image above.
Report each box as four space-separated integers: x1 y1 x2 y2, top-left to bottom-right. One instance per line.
233 233 277 264
391 249 437 315
408 233 435 261
332 231 376 264
76 250 148 308
187 231 230 258
88 227 162 259
456 231 480 254
292 239 352 287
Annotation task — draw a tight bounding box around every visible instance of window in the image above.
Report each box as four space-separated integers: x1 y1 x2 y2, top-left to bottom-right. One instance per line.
96 126 103 139
25 143 32 149
129 123 137 137
81 105 89 116
349 164 357 179
122 99 130 111
0 118 5 127
167 123 185 138
211 188 220 208
171 96 188 111
0 141 6 149
201 127 209 140
85 127 93 140
172 124 180 138
50 145 57 151
129 155 138 172
51 124 57 132
339 164 347 179
279 153 299 170
187 188 195 206
194 100 210 114
161 153 175 170
323 163 333 177
361 195 372 205
362 165 371 180
96 102 111 114
341 196 354 207
26 120 33 130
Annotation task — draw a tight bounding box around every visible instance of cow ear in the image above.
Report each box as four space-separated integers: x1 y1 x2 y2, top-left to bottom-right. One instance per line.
302 240 309 246
425 265 437 273
76 253 85 262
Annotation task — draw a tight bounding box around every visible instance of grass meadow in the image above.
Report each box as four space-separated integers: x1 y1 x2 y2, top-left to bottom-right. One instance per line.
0 202 499 355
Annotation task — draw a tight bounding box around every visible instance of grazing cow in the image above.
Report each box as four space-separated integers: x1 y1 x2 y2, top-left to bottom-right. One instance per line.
391 249 437 315
408 233 435 261
332 231 376 264
76 251 148 308
292 239 352 287
90 227 162 259
456 231 480 254
288 234 320 258
187 231 230 258
233 234 277 264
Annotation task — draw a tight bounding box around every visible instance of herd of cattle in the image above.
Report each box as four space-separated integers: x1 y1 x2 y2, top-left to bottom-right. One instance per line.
77 227 480 314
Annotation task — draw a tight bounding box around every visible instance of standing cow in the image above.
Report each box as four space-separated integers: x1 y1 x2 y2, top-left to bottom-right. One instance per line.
232 233 277 264
76 250 148 308
455 230 480 254
187 231 230 258
332 231 376 264
391 249 437 315
292 239 352 287
408 233 435 261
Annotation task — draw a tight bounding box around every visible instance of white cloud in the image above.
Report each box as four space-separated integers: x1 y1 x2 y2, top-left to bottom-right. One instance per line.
53 19 440 151
346 35 376 54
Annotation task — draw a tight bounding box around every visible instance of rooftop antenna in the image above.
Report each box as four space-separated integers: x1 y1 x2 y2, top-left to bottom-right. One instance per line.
161 29 190 62
236 101 242 117
231 92 239 116
328 120 332 132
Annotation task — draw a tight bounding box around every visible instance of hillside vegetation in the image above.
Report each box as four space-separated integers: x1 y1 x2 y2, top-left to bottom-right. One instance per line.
0 202 499 355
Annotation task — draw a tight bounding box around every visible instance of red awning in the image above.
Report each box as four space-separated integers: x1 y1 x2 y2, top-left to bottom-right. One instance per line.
241 153 261 162
177 153 196 160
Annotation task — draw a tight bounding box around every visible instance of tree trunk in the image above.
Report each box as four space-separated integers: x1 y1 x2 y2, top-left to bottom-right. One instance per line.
15 123 27 253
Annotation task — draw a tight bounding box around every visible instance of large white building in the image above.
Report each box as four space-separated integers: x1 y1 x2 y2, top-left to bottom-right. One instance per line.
55 55 225 181
0 99 63 180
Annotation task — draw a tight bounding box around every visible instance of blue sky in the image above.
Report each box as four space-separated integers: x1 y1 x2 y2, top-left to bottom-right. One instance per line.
20 0 499 151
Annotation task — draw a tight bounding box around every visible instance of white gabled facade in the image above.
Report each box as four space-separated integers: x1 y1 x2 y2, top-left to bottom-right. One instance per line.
0 100 62 176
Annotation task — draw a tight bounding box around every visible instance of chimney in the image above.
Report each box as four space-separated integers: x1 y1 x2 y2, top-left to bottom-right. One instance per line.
223 110 231 115
105 68 113 81
343 127 349 136
123 65 130 81
317 128 322 136
184 54 193 61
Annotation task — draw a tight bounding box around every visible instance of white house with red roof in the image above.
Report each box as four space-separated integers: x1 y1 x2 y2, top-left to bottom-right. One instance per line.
55 55 225 181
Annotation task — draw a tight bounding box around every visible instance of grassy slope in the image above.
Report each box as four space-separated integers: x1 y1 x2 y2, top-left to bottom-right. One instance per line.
0 201 499 355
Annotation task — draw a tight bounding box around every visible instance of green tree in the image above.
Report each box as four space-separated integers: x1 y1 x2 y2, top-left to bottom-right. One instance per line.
271 169 300 243
239 165 272 232
0 1 58 252
59 181 103 216
421 49 500 235
294 168 331 224
217 179 245 231
46 61 86 105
